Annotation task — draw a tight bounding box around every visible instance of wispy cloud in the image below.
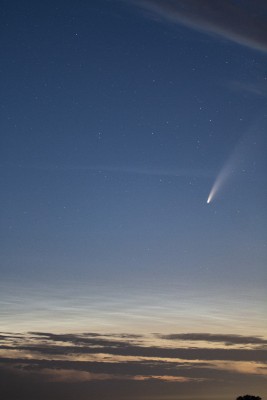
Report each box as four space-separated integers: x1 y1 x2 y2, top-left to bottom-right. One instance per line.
228 80 267 98
130 0 267 52
29 163 213 179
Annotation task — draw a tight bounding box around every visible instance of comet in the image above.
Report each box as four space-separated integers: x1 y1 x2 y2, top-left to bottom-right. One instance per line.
206 115 265 204
207 161 233 204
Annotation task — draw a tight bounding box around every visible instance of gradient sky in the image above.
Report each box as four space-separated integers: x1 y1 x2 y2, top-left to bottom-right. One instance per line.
1 1 267 399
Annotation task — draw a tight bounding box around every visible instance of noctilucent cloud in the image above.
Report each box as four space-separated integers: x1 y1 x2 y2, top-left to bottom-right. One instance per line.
1 1 267 400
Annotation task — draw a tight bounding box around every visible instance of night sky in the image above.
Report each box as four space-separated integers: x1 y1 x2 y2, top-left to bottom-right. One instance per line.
1 1 267 399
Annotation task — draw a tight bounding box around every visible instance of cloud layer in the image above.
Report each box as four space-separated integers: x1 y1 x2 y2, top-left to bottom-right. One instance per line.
1 331 267 373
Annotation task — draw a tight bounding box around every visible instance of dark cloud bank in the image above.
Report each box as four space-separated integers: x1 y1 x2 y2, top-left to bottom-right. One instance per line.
1 331 266 400
158 333 267 346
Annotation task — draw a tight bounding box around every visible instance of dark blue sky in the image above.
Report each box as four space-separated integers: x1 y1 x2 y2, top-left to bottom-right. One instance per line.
0 1 267 399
